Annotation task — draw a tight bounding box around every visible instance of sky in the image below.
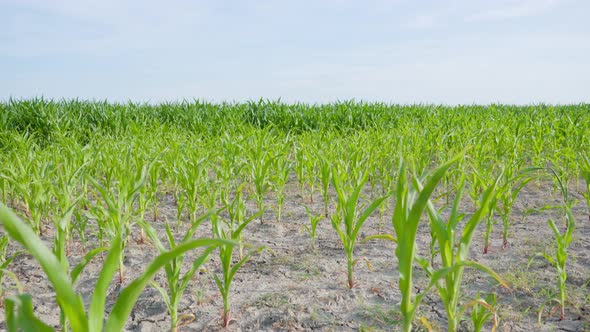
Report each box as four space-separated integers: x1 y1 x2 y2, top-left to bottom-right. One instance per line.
1 0 589 104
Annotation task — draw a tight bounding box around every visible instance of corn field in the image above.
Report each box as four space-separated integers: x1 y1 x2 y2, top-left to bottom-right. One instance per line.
0 99 589 331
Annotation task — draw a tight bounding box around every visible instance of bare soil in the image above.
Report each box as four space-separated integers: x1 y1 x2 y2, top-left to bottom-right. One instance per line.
1 179 589 331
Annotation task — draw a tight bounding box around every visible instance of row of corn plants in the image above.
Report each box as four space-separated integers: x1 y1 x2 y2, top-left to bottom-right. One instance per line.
0 100 588 330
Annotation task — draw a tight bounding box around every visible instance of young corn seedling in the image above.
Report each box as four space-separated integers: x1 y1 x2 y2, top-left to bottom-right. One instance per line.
496 163 537 249
528 174 575 321
51 198 83 278
136 149 166 243
86 151 156 284
271 148 292 222
420 175 508 332
47 134 91 246
223 184 263 259
0 233 9 263
1 153 53 235
0 162 11 207
54 201 106 331
578 155 589 222
172 167 188 226
303 206 323 250
52 160 88 257
547 155 579 213
463 293 498 332
0 235 22 307
0 202 233 332
331 165 389 289
209 202 265 327
389 154 463 332
148 150 165 222
173 152 209 226
318 154 332 217
245 130 275 221
467 166 498 254
303 148 318 204
294 144 306 198
375 156 397 229
215 134 246 209
139 212 215 332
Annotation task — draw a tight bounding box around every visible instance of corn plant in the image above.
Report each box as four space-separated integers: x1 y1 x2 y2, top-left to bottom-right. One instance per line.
48 134 91 251
271 148 292 222
56 214 106 332
215 133 246 209
294 144 307 198
528 175 576 321
578 155 590 222
331 165 389 289
52 199 83 276
86 151 155 284
209 203 265 327
303 147 318 204
317 154 332 217
0 167 8 207
389 154 462 332
464 293 498 332
223 184 263 259
138 211 214 332
0 235 9 265
172 170 188 226
496 163 537 249
172 152 208 226
147 151 165 222
52 164 88 258
303 206 323 250
0 202 233 332
376 155 397 228
245 130 275 221
468 166 499 254
136 149 166 243
0 236 21 307
1 153 53 235
420 175 508 332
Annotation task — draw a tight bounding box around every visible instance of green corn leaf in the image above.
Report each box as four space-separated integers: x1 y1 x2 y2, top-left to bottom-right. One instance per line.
71 247 108 284
179 247 216 293
149 280 172 310
460 261 509 289
86 175 117 215
88 233 123 332
353 194 390 240
458 174 501 258
447 176 466 230
233 209 264 239
209 268 225 295
528 252 556 268
361 234 397 243
104 238 234 331
165 222 176 249
0 203 88 332
331 216 347 245
5 294 54 332
182 211 214 242
227 246 265 288
137 220 166 253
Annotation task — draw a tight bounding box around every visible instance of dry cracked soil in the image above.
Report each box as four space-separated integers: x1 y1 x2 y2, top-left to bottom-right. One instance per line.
1 178 589 331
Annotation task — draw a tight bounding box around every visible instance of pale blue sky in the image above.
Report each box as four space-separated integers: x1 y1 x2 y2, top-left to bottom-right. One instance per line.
1 0 588 104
